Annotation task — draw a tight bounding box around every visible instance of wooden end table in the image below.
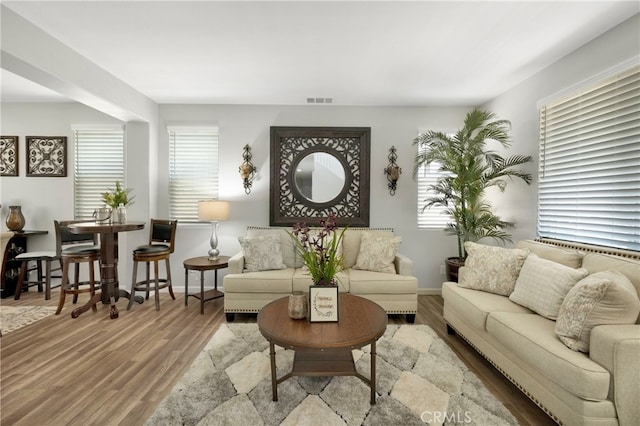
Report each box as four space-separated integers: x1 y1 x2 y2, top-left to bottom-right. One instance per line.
184 255 229 314
257 293 387 404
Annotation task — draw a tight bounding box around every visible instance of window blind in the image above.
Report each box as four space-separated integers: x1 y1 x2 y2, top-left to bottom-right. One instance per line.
74 127 125 220
168 127 219 221
538 65 640 251
417 159 451 229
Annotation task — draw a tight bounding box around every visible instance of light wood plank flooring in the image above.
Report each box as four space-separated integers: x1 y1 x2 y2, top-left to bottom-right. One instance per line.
1 289 555 425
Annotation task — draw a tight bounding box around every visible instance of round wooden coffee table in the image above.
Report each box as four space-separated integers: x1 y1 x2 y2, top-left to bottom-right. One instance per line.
257 293 387 404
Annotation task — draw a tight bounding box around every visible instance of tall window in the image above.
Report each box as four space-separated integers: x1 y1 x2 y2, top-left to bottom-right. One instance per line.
74 126 125 219
538 64 640 251
416 131 451 229
168 126 219 221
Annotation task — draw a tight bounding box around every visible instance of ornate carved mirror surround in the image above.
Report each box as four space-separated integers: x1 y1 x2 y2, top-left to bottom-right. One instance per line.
270 126 371 226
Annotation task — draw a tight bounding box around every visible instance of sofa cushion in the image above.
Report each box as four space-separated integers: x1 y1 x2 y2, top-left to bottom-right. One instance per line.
246 227 297 268
581 253 640 323
487 311 610 401
509 254 588 320
353 232 401 274
349 269 417 294
292 269 349 293
555 271 640 353
223 268 294 293
342 228 394 269
457 242 529 296
238 234 287 272
516 240 583 268
441 281 532 331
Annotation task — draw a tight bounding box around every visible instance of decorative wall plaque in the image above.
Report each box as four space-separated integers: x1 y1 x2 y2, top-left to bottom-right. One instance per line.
26 136 67 177
270 126 370 227
0 136 19 176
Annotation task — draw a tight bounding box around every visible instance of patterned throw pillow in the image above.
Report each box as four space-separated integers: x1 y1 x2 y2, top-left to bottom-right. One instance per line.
555 271 640 353
238 234 287 272
509 254 588 320
457 241 529 296
353 232 401 274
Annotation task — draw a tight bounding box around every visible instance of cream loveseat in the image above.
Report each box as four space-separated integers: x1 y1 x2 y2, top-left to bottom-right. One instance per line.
443 239 640 426
223 227 418 322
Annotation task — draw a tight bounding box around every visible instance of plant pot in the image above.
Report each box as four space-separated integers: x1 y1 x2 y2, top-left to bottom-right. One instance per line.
445 257 465 282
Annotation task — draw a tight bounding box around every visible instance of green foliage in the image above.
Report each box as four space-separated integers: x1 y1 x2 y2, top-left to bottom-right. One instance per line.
413 108 533 260
289 213 346 286
101 181 135 209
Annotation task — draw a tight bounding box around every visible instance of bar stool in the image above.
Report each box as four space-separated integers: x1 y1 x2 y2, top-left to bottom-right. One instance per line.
14 251 58 300
128 219 178 311
54 220 101 315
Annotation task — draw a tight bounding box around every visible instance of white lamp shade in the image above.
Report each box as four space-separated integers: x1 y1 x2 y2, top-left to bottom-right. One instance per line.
198 200 230 221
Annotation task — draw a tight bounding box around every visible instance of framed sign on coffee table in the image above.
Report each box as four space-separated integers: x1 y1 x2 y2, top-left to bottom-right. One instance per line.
309 285 339 322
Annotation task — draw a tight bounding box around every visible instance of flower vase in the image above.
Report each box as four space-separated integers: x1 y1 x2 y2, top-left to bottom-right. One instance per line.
288 291 307 319
6 205 25 231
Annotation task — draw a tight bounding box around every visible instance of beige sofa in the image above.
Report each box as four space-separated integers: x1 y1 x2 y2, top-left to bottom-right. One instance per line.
223 227 418 322
443 239 640 426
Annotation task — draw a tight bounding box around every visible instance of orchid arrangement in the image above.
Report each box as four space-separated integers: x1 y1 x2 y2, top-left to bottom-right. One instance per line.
290 213 346 286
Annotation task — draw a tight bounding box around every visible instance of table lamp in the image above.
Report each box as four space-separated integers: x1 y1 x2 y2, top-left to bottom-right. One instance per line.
198 200 230 260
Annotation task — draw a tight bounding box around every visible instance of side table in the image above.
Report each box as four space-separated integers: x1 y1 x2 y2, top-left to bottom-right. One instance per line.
184 255 229 314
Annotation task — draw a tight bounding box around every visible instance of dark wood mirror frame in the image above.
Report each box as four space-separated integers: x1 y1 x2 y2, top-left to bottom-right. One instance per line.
270 126 370 226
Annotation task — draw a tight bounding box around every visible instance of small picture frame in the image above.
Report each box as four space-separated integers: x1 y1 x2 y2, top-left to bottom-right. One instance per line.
309 285 339 322
26 136 67 177
0 136 19 176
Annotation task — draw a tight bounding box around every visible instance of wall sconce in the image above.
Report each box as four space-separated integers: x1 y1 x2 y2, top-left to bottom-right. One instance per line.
384 146 402 196
239 144 256 194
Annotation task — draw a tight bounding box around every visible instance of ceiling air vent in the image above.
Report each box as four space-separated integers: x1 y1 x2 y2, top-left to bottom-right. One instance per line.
306 97 334 104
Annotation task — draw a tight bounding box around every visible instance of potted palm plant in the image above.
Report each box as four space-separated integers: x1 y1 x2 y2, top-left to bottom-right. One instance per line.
413 108 533 281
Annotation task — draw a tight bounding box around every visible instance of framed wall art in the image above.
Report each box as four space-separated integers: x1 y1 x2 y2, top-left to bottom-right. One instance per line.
26 136 67 177
270 126 371 227
0 136 19 176
308 285 339 322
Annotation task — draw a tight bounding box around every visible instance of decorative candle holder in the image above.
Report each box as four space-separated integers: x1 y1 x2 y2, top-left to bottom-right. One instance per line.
384 146 402 195
288 291 308 319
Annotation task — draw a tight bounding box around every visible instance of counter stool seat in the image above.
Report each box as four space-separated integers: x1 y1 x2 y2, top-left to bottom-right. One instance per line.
14 251 58 300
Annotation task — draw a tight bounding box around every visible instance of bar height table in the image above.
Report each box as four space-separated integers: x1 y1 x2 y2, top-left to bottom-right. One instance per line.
68 221 145 319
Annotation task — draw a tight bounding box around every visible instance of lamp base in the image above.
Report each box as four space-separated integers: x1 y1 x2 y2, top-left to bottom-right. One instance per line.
208 248 220 261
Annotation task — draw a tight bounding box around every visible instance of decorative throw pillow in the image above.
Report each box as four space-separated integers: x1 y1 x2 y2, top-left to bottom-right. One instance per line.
555 271 640 353
509 254 588 320
238 234 287 272
457 241 529 296
353 232 401 274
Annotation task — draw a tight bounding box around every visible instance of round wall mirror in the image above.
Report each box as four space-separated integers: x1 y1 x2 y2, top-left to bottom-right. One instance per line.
294 152 346 203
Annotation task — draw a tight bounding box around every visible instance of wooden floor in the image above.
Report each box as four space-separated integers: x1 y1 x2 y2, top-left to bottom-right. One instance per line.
0 289 556 425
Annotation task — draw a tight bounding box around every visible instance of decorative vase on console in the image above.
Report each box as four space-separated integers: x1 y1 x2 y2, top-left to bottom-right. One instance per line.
6 205 25 231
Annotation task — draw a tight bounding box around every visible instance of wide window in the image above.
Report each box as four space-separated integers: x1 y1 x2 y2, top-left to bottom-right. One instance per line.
168 126 219 221
74 126 125 220
537 64 640 251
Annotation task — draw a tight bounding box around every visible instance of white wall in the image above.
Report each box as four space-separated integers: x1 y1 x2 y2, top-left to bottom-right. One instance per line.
482 13 640 245
159 104 468 292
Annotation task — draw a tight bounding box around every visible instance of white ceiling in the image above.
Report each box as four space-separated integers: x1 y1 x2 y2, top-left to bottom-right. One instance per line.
2 1 639 106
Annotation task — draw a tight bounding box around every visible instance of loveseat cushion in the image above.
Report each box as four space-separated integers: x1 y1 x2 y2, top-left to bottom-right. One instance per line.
223 268 294 293
457 242 529 296
342 228 394 269
349 269 417 294
509 254 588 320
516 240 584 268
487 311 610 401
353 232 402 274
555 271 640 352
441 281 532 331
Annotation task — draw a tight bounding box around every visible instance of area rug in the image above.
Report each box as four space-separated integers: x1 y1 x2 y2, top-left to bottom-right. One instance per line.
0 305 57 335
148 324 518 426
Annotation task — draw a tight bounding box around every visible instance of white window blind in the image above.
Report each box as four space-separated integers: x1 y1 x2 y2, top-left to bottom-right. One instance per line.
74 127 125 220
417 160 450 229
538 65 640 251
168 127 219 221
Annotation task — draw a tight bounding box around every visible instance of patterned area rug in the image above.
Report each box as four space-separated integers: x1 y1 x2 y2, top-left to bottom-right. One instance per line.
148 324 518 426
0 305 56 334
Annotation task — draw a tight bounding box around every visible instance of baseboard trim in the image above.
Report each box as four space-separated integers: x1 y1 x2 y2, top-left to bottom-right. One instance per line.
417 288 442 296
